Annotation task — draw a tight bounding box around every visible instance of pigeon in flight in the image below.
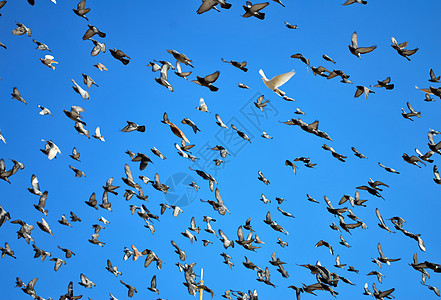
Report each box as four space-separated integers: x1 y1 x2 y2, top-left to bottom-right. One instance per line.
348 31 376 58
259 69 295 96
242 1 270 20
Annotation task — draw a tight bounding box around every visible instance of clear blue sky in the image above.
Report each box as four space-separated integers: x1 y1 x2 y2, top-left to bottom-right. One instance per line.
1 0 441 299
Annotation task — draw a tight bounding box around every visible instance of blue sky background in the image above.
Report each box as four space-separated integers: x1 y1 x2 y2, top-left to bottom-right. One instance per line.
1 0 441 299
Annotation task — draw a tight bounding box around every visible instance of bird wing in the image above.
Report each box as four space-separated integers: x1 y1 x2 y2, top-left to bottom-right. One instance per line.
382 77 391 84
160 63 171 81
48 143 60 160
375 208 386 227
125 164 134 181
357 46 377 54
77 0 86 9
415 85 432 94
71 105 85 115
343 0 356 5
154 173 161 185
215 188 224 205
398 41 408 48
237 226 244 241
171 240 179 250
151 275 157 288
250 2 269 12
190 217 197 228
13 87 21 97
255 95 264 105
351 32 358 48
258 69 268 81
28 278 38 289
401 48 418 56
0 159 5 172
434 165 441 180
266 211 272 222
377 243 385 258
197 0 216 14
203 71 220 83
106 177 114 187
269 70 295 88
175 60 182 73
31 175 40 191
102 190 109 204
407 102 416 113
162 112 170 124
390 36 398 47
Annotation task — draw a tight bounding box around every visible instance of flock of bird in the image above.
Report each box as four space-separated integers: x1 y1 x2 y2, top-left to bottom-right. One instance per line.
0 0 440 299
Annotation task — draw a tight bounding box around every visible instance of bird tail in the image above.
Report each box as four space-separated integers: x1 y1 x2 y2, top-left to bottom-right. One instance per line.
256 12 265 20
137 126 146 132
220 3 232 9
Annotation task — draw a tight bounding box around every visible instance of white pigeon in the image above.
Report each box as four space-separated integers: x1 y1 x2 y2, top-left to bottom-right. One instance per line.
259 69 295 96
98 216 110 225
71 79 90 100
41 140 61 160
92 127 105 142
196 98 209 112
37 105 53 116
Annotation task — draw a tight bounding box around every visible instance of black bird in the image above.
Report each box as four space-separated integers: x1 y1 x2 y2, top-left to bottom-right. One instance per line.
242 1 269 20
371 77 394 90
121 280 138 297
351 147 367 158
391 37 418 61
221 58 248 72
73 0 90 21
192 71 220 92
82 24 106 40
121 121 145 132
110 48 131 65
356 185 384 199
402 153 425 168
429 69 440 83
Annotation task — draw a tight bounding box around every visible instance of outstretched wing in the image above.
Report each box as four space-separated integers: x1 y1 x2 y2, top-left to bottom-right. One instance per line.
269 70 295 88
357 45 377 54
250 2 269 12
197 0 216 14
351 31 358 48
407 102 416 113
203 71 220 83
215 188 224 205
377 243 385 258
